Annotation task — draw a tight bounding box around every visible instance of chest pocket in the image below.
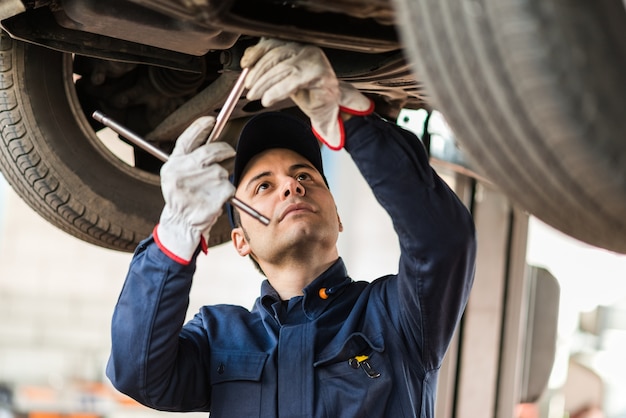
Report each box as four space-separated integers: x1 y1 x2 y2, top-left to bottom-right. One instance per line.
314 332 398 417
209 350 268 418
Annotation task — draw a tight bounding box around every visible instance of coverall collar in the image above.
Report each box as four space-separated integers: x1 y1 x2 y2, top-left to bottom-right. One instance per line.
260 258 352 321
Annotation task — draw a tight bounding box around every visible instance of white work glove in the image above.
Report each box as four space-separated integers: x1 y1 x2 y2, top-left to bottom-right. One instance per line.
154 116 236 264
241 38 374 150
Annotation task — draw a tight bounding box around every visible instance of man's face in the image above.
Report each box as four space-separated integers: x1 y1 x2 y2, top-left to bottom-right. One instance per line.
231 148 342 265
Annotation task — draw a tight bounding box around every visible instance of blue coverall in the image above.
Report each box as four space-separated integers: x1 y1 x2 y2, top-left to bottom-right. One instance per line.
107 114 477 417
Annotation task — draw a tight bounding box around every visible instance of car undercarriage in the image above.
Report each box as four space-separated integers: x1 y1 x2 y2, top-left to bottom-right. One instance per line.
0 0 624 253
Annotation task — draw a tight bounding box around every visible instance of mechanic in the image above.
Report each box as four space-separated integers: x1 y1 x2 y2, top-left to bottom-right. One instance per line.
106 38 477 417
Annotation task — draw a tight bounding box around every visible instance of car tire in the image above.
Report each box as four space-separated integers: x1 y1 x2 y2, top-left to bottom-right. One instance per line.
0 31 163 251
392 0 626 253
0 31 234 252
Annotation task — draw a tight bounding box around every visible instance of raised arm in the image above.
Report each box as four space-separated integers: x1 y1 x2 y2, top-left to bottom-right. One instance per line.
106 239 212 411
343 114 476 369
107 116 236 410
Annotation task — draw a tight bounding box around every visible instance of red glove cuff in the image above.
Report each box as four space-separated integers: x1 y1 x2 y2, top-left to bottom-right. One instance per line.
312 99 375 150
339 99 376 117
153 224 208 265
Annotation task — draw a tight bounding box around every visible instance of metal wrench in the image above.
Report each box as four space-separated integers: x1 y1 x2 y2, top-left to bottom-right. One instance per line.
92 68 271 226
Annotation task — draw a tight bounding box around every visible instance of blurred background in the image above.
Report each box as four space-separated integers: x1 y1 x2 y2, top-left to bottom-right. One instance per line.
0 111 625 418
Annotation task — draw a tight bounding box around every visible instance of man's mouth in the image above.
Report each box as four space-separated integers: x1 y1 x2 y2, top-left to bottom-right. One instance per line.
278 202 316 221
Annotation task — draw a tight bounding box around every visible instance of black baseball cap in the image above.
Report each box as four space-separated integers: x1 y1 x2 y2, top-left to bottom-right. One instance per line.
228 111 327 227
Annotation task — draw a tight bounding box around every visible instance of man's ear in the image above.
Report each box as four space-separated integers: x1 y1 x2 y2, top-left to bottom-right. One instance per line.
337 213 344 233
231 227 251 257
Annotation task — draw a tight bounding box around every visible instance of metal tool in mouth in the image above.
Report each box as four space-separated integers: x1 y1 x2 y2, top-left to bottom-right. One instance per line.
92 69 271 226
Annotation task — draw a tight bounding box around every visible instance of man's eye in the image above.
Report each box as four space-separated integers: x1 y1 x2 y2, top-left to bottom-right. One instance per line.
296 173 311 181
255 182 270 194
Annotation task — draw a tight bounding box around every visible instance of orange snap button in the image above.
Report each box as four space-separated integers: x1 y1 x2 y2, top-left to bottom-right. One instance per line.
319 288 329 299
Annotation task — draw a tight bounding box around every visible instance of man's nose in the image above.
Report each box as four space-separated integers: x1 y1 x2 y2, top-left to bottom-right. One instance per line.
282 178 305 198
